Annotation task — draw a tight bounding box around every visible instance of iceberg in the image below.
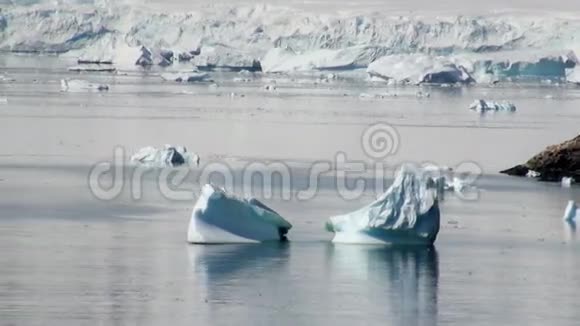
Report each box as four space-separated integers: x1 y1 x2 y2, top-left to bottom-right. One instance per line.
187 184 293 244
160 72 209 82
130 145 200 167
192 45 261 72
60 79 109 92
367 54 474 85
326 165 440 245
469 99 516 113
564 200 579 222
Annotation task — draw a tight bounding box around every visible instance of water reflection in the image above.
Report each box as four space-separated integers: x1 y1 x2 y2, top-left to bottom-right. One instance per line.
325 245 439 326
188 243 438 326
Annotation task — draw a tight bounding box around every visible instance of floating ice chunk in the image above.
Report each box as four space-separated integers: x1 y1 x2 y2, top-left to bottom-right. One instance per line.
326 165 440 245
469 99 516 113
0 97 7 104
60 79 109 92
564 200 579 221
562 177 574 188
187 184 292 244
160 72 209 82
68 65 116 72
134 46 172 67
130 145 200 167
367 54 473 85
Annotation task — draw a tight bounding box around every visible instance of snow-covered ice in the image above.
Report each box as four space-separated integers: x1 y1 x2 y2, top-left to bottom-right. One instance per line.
187 184 293 244
160 72 209 82
326 165 440 245
469 99 516 113
564 200 579 222
130 145 200 167
367 54 474 85
60 79 109 92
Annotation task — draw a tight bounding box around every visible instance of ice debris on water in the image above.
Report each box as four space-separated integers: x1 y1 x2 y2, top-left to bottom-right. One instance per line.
469 99 516 113
326 164 441 245
160 72 209 82
68 65 116 72
130 145 200 167
60 79 109 92
187 184 292 244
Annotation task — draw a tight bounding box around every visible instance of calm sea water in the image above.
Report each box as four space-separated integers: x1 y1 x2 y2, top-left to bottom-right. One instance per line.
0 55 580 325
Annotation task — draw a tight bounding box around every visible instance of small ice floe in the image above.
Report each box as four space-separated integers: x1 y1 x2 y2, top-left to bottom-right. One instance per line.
60 79 109 92
0 97 7 104
326 164 440 245
469 99 516 113
187 184 293 243
68 65 116 73
0 74 14 82
416 90 431 98
160 72 209 82
561 177 574 188
130 145 200 167
564 200 579 222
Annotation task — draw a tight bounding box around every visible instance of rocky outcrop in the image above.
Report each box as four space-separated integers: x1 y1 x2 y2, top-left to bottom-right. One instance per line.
501 134 580 181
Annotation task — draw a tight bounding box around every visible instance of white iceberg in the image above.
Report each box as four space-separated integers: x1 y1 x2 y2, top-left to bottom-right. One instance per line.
367 54 473 85
60 79 109 92
187 184 293 244
160 72 209 82
469 99 516 113
326 165 440 245
130 145 200 167
564 200 579 222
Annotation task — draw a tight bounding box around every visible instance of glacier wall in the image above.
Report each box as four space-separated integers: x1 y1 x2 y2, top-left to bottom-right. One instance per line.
2 1 580 82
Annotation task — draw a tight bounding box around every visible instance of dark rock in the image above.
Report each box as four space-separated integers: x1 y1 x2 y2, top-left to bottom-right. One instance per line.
501 134 580 181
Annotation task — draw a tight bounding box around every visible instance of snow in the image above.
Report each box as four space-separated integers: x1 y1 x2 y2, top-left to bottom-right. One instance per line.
160 72 209 82
526 170 541 178
326 164 440 245
563 200 579 222
130 145 200 167
469 99 516 113
561 177 574 188
367 54 474 85
187 184 293 244
60 79 109 92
